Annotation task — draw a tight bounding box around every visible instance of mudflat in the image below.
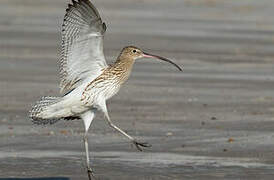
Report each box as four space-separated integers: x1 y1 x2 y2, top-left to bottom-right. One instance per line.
1 0 274 179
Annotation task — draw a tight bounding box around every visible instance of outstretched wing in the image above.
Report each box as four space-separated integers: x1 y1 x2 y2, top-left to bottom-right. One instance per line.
60 0 107 95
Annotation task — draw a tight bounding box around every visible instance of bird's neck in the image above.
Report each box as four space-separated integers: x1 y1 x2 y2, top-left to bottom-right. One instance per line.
115 55 135 68
112 56 135 83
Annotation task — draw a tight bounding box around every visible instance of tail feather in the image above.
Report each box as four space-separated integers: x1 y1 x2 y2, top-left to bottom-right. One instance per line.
30 96 82 125
30 96 62 125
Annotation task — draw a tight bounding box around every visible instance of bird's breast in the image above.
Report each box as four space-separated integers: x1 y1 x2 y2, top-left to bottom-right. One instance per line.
101 78 121 100
80 64 132 106
81 77 121 106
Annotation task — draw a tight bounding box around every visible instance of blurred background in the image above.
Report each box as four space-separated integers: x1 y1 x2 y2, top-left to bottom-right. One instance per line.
0 0 274 179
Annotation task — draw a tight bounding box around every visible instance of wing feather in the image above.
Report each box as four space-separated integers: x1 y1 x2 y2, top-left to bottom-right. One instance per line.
60 0 107 95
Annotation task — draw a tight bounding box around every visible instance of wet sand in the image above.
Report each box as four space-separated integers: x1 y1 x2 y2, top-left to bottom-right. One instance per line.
1 0 274 179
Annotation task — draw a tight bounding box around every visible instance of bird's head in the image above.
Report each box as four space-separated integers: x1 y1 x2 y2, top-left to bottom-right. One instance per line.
120 46 144 60
120 46 182 71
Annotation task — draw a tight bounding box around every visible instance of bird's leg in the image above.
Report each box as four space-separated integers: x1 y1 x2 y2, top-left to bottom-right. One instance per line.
100 101 151 151
106 115 151 151
83 133 96 180
81 111 96 180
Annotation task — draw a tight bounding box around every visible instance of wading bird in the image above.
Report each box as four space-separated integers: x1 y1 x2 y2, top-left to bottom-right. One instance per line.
30 0 182 179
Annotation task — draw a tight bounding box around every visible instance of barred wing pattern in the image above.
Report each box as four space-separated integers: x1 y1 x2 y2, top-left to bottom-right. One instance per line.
60 0 107 94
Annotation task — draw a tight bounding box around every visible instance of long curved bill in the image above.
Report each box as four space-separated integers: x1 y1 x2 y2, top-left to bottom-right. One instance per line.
143 52 182 71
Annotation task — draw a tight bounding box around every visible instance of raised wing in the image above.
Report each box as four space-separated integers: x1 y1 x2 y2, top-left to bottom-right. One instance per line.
60 0 107 95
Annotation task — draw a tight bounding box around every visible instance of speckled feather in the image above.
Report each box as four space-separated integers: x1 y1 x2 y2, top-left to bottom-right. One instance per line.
60 0 107 95
80 55 135 106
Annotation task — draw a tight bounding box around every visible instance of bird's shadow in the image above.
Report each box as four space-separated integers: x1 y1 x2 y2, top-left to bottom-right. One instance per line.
0 178 70 180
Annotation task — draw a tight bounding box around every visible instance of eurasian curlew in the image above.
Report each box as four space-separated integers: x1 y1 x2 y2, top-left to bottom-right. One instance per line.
30 0 182 179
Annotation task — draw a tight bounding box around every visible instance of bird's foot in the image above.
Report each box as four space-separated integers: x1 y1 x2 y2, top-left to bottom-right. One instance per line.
132 140 152 151
87 167 96 180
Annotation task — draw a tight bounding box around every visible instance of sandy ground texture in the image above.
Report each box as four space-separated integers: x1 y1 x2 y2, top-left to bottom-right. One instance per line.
1 0 274 179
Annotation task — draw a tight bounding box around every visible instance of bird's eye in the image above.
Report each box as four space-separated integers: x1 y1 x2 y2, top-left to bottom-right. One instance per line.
132 50 137 53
